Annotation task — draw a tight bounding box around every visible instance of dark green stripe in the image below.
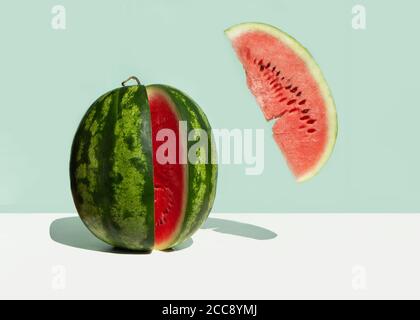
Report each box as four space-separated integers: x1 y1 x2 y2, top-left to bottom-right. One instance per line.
97 88 120 244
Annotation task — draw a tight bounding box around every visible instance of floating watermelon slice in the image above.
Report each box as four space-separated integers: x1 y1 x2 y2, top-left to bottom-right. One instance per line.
226 22 337 182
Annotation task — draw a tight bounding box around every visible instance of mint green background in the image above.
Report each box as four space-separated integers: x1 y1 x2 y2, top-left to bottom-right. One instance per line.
0 0 418 213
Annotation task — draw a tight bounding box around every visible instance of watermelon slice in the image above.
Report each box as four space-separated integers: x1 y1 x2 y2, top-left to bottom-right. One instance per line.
148 88 187 250
226 22 337 182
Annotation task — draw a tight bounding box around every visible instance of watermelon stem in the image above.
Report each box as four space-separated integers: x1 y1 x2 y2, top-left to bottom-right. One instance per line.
122 76 141 87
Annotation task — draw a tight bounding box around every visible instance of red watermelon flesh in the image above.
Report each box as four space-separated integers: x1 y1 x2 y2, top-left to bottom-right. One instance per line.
226 23 337 181
148 90 186 248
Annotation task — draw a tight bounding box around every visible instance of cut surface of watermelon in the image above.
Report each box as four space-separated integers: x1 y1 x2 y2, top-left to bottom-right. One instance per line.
226 22 337 181
148 87 187 249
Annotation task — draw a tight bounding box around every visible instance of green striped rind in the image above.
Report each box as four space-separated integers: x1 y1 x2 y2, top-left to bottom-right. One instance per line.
146 85 218 249
70 85 154 251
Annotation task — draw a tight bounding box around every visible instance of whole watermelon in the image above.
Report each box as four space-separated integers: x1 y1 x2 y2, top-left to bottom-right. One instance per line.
70 77 218 251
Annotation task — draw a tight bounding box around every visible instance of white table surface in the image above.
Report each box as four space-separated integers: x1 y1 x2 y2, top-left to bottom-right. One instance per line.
1 213 420 300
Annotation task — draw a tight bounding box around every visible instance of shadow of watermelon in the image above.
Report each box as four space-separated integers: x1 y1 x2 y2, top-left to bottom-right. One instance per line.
203 218 277 240
49 216 192 254
49 216 277 254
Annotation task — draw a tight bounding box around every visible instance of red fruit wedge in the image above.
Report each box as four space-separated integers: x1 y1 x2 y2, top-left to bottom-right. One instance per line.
226 22 337 182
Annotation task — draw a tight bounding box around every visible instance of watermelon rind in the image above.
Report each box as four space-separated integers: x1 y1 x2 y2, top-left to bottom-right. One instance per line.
70 85 155 251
